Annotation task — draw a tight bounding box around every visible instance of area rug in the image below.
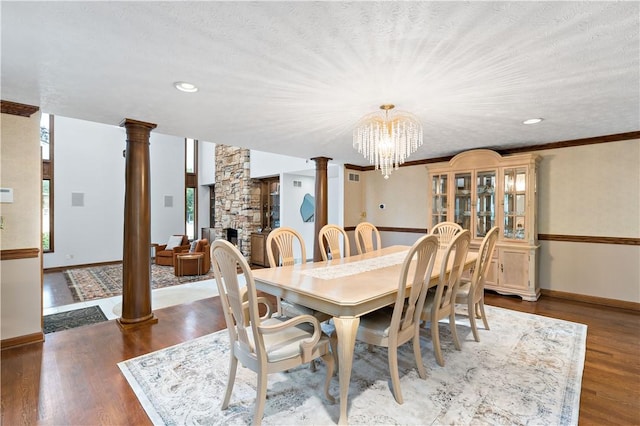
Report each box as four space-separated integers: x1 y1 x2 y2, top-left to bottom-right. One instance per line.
64 263 216 302
118 306 587 425
44 305 108 334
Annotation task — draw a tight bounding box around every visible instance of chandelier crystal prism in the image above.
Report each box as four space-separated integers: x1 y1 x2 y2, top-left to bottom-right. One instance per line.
353 104 423 179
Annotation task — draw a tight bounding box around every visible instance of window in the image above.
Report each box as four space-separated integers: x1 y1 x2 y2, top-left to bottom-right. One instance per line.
185 138 198 240
41 113 54 252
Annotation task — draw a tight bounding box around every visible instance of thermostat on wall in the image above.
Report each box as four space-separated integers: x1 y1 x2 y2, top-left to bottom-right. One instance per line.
0 188 13 203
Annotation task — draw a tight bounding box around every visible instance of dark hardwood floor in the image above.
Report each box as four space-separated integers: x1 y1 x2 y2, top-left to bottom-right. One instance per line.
43 271 76 308
2 293 639 425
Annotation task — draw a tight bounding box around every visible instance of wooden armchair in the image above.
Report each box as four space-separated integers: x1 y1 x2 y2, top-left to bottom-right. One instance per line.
173 239 211 276
155 235 190 266
211 239 335 425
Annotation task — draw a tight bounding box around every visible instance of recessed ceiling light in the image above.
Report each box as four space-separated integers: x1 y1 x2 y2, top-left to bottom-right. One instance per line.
522 118 543 125
174 81 198 93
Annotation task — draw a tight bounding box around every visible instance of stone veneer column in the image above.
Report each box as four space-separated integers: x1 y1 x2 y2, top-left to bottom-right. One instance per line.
117 118 158 329
214 145 262 258
312 157 331 262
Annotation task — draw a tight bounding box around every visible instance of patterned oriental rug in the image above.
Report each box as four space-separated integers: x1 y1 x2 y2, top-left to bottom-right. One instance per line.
44 306 108 334
64 263 216 302
119 306 587 425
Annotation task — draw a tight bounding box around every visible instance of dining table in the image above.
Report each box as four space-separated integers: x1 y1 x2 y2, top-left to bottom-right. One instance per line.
251 245 478 425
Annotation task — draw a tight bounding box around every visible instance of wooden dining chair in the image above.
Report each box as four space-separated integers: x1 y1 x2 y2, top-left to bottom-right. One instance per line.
421 229 471 366
455 226 499 342
266 227 331 322
210 239 335 425
319 224 350 261
354 222 382 254
345 234 439 404
431 222 463 250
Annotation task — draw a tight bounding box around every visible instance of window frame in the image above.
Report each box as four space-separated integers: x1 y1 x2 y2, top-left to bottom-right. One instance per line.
42 114 54 253
185 138 198 240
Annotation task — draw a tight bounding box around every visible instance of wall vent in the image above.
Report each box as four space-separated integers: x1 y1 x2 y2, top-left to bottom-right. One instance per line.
71 192 84 207
348 173 360 182
164 195 173 208
293 180 302 188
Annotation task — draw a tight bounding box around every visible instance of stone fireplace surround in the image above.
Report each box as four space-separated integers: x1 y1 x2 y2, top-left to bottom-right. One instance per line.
213 145 262 259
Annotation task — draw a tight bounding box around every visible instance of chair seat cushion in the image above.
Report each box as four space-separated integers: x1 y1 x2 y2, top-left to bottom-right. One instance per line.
280 300 332 323
455 282 471 301
357 306 395 339
246 317 329 363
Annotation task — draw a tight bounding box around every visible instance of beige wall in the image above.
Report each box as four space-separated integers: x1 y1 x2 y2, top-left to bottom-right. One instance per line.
1 111 43 340
537 139 639 237
536 139 640 302
363 165 429 228
356 139 640 303
343 169 365 228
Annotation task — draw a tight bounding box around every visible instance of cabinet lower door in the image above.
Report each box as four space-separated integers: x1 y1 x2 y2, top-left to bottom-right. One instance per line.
492 246 539 301
250 234 267 267
499 248 528 290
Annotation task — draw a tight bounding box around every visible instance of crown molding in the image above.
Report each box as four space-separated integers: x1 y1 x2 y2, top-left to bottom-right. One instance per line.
1 100 39 117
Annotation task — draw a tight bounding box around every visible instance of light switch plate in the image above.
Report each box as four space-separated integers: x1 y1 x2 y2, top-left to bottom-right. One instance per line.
0 188 14 203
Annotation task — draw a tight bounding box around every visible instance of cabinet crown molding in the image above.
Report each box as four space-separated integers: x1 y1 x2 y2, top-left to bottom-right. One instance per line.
441 149 540 170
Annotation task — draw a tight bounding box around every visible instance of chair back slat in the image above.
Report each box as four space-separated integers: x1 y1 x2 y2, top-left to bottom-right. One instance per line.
211 240 263 358
319 224 350 261
355 222 382 254
431 222 463 250
471 226 499 300
394 234 439 334
434 230 471 312
266 227 306 267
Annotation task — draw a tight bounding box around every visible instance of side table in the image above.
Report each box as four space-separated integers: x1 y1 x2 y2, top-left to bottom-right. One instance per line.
150 243 159 264
175 252 204 282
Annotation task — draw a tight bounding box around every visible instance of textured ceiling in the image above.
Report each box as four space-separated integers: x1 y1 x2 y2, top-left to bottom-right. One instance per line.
2 1 639 166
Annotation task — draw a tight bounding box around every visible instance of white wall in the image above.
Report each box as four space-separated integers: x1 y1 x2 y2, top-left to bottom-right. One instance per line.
280 173 315 261
199 141 216 185
197 141 215 234
44 116 185 268
250 150 313 178
44 117 126 267
150 132 185 245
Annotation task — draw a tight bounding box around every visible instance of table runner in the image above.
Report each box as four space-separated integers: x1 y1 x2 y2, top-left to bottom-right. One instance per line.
300 250 409 280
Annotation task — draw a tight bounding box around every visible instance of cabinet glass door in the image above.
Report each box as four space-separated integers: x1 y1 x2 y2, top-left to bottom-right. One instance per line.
504 167 526 240
269 180 280 229
431 174 448 226
454 173 472 230
476 170 496 238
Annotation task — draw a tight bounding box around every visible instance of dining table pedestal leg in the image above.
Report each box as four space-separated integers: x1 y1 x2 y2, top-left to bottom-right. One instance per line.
333 316 360 425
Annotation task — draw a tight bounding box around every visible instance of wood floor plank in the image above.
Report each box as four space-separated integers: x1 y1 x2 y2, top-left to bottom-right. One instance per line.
2 292 639 425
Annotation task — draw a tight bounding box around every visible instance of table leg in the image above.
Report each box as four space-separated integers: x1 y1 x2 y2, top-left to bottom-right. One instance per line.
333 316 359 426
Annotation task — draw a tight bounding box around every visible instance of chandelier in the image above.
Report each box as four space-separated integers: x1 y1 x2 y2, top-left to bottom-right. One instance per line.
353 104 423 179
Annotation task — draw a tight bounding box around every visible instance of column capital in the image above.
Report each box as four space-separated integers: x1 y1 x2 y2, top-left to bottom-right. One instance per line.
311 156 332 168
119 118 157 130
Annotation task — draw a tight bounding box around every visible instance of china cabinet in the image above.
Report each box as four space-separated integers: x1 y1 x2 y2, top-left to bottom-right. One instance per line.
251 177 280 267
260 177 280 231
427 149 540 301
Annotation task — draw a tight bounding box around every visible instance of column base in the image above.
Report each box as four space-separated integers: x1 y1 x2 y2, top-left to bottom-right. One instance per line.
117 313 158 330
